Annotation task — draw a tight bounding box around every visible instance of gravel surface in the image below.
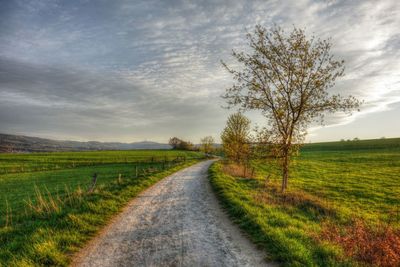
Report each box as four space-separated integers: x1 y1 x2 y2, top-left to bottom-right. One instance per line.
73 160 273 267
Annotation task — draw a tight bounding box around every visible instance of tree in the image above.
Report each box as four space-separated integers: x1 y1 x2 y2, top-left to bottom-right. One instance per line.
169 137 182 150
169 137 194 151
221 113 251 164
180 140 194 151
250 125 272 160
200 136 215 155
222 25 361 192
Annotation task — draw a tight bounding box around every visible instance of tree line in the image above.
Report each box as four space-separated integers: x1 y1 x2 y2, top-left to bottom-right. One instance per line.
168 136 215 155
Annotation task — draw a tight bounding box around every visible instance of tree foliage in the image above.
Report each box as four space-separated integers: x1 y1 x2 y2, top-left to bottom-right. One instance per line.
221 113 251 164
200 136 215 155
222 25 361 191
168 137 194 151
250 125 272 160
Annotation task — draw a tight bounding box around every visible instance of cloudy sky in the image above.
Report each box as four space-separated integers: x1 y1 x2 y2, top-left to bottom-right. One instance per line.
1 0 399 143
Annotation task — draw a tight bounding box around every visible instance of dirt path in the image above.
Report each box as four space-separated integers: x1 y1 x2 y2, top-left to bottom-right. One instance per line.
73 160 273 267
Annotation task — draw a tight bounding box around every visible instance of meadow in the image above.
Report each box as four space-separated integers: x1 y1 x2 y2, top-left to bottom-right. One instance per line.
0 150 203 266
210 138 400 266
0 150 201 174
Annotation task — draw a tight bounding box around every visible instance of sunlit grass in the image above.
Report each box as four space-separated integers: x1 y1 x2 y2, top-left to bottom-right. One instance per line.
209 139 400 266
0 150 203 266
0 150 201 174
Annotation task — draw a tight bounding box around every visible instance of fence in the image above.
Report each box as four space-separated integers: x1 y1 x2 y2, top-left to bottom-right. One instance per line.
0 155 201 225
0 154 203 175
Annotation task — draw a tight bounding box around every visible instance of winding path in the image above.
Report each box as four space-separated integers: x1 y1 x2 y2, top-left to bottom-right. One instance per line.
73 160 272 267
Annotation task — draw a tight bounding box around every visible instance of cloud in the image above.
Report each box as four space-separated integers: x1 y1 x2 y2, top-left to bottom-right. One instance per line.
0 56 228 141
0 0 399 142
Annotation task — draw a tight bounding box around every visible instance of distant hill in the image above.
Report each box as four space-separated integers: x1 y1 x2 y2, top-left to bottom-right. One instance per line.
0 133 171 153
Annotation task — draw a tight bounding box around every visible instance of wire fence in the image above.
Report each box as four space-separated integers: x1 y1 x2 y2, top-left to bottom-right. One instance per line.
0 154 204 174
0 155 203 225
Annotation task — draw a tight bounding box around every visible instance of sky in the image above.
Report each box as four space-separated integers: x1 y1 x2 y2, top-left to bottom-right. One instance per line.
0 0 399 143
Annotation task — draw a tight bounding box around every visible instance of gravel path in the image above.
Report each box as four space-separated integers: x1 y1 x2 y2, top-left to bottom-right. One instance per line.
73 160 273 267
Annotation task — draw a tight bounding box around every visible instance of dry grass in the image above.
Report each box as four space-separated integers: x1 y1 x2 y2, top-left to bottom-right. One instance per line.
319 219 400 267
24 186 62 215
24 185 84 217
253 179 337 218
4 199 12 227
222 162 255 178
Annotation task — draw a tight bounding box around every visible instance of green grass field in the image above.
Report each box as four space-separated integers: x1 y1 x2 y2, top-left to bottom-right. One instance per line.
0 150 203 266
0 150 201 174
210 138 400 266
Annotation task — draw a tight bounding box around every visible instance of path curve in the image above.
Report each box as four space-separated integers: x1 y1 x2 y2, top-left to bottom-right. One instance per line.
73 160 272 267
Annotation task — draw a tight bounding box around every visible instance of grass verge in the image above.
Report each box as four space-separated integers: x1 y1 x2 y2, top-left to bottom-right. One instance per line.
0 160 200 266
209 156 400 267
209 161 354 267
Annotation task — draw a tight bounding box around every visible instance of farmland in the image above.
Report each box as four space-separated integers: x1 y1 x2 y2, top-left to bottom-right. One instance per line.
210 138 400 266
0 150 201 174
0 150 203 266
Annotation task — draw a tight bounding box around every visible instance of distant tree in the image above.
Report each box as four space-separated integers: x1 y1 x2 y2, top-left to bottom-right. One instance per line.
180 140 194 151
222 25 361 192
169 137 182 150
353 137 360 141
340 139 345 142
200 136 215 155
221 113 251 164
168 137 194 150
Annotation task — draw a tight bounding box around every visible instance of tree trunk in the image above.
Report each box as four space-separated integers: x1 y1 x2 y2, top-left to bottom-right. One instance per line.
281 146 289 193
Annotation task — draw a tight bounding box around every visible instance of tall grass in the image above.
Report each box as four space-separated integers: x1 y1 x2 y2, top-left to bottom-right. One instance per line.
4 199 12 228
23 185 85 217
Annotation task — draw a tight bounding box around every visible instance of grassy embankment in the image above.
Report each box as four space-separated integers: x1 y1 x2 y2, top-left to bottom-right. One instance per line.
0 150 203 266
209 138 400 266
